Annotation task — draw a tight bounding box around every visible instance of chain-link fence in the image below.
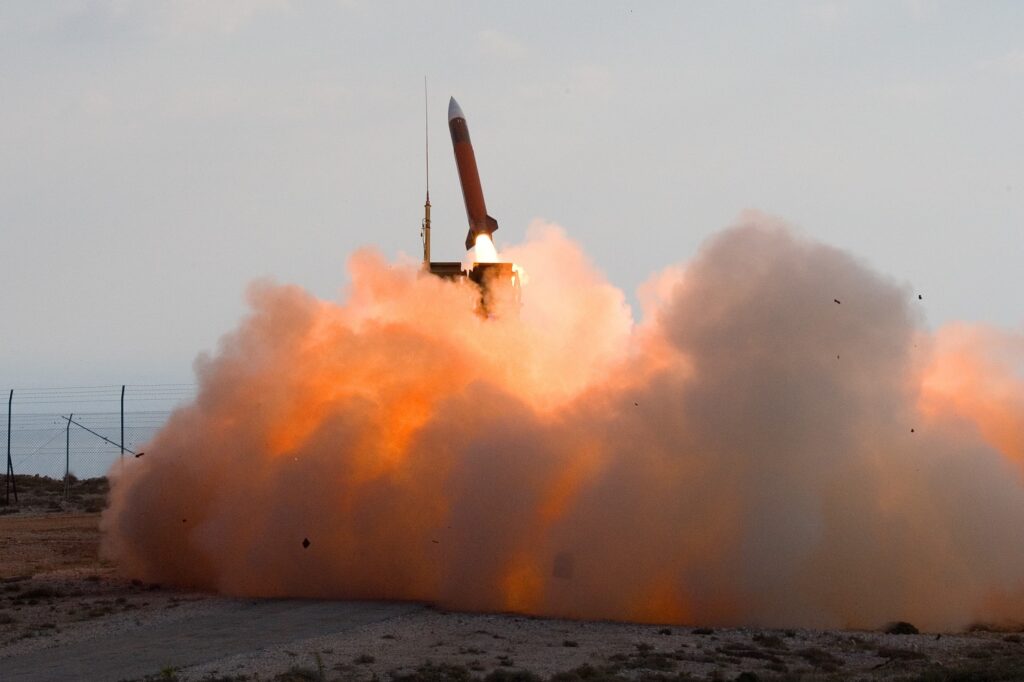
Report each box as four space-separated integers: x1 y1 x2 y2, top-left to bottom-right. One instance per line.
2 384 195 488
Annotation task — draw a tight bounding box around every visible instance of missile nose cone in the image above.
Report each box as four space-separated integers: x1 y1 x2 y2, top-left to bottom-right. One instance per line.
448 97 465 122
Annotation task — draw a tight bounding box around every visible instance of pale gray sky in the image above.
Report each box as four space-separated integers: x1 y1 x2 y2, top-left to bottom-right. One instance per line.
2 1 1022 386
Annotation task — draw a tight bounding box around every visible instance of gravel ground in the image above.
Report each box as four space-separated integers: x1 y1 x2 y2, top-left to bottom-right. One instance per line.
2 489 1024 681
179 609 1024 682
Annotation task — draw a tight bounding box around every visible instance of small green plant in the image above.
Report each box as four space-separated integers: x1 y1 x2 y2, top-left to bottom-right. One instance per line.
390 662 472 682
605 647 677 673
912 658 1024 682
273 667 322 681
796 647 843 672
876 646 926 661
483 670 541 682
716 642 783 664
751 633 786 649
20 586 63 600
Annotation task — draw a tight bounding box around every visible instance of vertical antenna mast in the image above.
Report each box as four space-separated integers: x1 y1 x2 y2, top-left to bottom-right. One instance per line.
422 76 431 268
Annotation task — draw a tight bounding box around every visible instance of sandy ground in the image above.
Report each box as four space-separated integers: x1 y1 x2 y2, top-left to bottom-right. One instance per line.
1 500 1023 681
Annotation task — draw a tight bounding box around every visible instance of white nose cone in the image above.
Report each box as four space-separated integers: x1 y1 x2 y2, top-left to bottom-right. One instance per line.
448 97 465 122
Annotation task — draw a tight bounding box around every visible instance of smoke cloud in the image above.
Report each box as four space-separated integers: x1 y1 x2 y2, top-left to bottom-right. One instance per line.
102 214 1024 630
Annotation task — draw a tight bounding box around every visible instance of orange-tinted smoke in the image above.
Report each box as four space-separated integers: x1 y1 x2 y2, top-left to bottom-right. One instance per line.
101 215 1024 631
920 323 1024 470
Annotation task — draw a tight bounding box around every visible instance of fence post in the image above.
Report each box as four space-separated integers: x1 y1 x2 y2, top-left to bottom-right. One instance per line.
121 385 125 466
65 413 73 501
5 390 15 505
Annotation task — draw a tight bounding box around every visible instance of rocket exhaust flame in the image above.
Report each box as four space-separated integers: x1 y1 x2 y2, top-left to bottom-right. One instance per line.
102 215 1024 630
460 234 502 271
473 234 499 264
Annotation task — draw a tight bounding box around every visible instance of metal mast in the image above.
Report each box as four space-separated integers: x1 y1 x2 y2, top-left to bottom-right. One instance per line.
422 77 431 268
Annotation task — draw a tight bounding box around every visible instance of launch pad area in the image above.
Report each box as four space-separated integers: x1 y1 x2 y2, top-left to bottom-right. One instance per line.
428 261 521 314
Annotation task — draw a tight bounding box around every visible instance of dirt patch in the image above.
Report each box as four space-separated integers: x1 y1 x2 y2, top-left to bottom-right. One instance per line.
0 513 103 577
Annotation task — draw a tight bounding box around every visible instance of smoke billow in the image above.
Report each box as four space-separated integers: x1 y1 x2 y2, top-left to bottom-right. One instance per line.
102 214 1024 630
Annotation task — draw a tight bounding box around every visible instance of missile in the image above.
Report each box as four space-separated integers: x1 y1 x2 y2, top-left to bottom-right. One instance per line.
448 97 499 251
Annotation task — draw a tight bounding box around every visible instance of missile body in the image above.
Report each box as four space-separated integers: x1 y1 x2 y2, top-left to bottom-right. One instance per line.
448 97 499 250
